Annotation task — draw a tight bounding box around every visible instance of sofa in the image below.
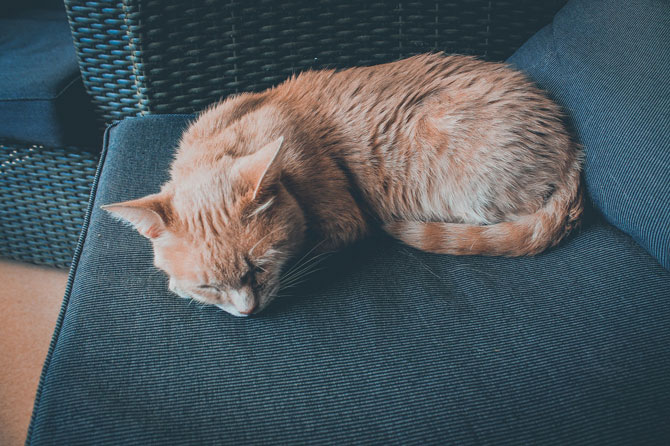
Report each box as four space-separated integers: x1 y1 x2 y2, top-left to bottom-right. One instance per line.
26 0 670 444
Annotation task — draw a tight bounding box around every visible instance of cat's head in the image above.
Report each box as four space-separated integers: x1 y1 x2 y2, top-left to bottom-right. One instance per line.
103 136 306 316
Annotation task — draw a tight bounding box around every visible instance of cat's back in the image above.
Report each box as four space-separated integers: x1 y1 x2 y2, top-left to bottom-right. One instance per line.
279 53 529 109
274 53 550 160
279 53 577 225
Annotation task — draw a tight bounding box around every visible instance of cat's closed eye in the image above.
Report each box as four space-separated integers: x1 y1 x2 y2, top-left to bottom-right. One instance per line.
198 284 222 292
240 270 253 286
240 262 263 286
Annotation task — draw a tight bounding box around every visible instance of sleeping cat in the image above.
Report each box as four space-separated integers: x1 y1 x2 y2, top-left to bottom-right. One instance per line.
103 53 583 317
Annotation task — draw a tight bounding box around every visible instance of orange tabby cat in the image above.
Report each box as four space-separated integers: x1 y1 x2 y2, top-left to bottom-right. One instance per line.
104 53 583 317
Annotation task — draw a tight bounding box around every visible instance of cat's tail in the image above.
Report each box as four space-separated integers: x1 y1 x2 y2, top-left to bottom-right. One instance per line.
383 174 584 257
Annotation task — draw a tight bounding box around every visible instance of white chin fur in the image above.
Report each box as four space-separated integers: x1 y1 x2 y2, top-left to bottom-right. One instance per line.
216 303 249 317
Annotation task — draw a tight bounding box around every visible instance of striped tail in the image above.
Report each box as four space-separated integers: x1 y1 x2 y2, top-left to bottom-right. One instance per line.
383 175 584 257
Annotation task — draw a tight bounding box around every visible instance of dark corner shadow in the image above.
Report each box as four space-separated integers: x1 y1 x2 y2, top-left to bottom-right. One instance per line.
264 233 395 315
573 189 600 232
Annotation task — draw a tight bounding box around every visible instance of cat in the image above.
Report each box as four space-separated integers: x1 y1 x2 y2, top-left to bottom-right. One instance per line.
103 53 583 317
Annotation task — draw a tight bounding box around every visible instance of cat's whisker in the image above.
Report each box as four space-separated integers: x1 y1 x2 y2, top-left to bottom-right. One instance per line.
281 249 332 281
280 253 331 286
282 277 318 289
281 261 326 286
281 261 312 283
249 227 284 257
280 254 331 286
281 268 326 289
281 240 326 278
281 266 329 290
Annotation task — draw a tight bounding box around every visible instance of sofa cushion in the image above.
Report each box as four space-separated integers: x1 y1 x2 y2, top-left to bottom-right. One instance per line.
507 0 670 270
0 8 98 148
28 115 670 444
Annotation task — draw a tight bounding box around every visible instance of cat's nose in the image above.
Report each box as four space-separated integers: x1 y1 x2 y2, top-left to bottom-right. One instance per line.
238 304 257 315
229 288 256 315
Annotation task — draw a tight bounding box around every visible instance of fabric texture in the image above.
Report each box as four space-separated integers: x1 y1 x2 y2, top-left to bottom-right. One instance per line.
507 0 670 270
28 115 670 445
0 8 98 148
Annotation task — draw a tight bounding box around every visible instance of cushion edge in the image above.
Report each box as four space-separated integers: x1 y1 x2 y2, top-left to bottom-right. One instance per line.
25 120 118 444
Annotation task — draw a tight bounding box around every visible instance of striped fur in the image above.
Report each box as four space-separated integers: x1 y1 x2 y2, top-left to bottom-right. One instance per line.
384 161 583 256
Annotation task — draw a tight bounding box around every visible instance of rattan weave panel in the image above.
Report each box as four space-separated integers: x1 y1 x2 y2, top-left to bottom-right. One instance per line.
66 0 565 120
0 143 98 268
65 0 150 122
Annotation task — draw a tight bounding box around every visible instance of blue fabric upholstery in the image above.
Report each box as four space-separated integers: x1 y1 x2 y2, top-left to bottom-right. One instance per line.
28 115 670 444
507 0 670 270
0 8 97 148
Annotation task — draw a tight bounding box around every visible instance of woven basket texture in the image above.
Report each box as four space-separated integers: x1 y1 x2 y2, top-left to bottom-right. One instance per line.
66 0 565 122
0 142 98 268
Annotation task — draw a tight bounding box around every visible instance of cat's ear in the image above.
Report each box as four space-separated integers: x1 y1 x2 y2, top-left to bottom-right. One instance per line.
101 193 171 239
237 136 285 200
